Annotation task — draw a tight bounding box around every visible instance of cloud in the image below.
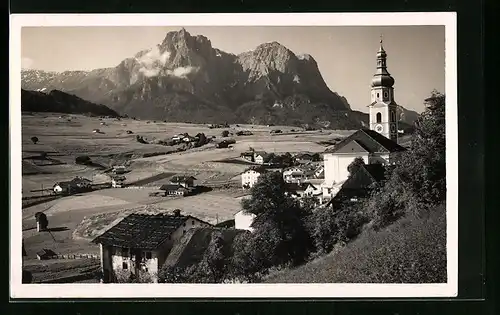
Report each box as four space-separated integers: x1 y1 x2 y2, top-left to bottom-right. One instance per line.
167 66 199 78
134 46 199 79
21 57 34 69
135 46 171 78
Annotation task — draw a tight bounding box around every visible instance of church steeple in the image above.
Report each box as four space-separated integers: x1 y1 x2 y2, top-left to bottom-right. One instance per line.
368 35 399 143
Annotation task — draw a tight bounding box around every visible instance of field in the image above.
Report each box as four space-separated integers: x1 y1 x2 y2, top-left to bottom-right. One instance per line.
21 112 352 281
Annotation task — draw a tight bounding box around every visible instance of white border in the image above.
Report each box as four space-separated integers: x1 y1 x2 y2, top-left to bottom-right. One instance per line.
10 12 458 299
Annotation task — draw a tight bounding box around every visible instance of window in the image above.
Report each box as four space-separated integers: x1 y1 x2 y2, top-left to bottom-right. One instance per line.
376 112 382 123
122 261 128 269
183 230 186 235
192 220 195 225
384 91 389 99
145 251 152 259
391 110 396 122
376 93 380 98
183 223 186 227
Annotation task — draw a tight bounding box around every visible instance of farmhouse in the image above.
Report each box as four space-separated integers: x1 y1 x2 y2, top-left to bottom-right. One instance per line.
240 151 255 162
36 249 57 260
111 175 126 188
253 151 270 165
160 184 192 197
326 163 386 208
169 175 196 188
322 129 405 199
92 212 212 283
53 176 92 195
283 167 307 184
241 166 267 189
112 165 127 174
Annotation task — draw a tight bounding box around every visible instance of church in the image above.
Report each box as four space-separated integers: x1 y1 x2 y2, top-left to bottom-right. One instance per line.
321 37 406 200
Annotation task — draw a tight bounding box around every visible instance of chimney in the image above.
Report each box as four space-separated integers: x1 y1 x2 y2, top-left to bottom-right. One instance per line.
173 209 181 216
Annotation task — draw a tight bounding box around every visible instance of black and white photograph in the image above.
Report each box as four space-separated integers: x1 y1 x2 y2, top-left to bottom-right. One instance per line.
10 13 457 298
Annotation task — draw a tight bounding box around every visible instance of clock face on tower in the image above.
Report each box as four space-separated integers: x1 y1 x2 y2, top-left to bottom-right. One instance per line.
375 124 383 133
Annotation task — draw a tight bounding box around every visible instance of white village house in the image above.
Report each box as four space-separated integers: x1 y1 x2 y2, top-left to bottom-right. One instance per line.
241 166 267 189
92 211 211 283
283 167 307 184
234 209 256 232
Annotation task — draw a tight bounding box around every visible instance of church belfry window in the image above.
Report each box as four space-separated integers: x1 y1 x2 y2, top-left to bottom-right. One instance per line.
376 112 382 123
376 93 380 99
390 110 396 122
384 91 388 99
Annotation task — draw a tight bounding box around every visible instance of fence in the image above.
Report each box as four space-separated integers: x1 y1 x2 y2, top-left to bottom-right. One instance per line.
42 253 100 260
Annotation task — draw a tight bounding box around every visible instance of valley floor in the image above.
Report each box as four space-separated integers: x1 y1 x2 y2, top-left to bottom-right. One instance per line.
20 113 352 282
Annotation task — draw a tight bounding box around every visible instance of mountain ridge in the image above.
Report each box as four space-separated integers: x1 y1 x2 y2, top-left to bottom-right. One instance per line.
21 29 418 129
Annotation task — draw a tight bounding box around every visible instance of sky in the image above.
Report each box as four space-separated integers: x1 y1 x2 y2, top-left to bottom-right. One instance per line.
21 25 445 113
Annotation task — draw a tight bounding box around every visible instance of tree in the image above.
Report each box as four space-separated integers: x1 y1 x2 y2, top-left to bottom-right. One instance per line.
30 136 39 144
221 130 230 137
366 91 446 228
347 157 365 177
240 172 314 269
75 155 92 165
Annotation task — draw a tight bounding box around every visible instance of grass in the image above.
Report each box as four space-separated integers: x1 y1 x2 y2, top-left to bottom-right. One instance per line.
265 205 446 283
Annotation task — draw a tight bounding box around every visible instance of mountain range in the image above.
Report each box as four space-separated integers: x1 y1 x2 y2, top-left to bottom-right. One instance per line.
21 28 419 130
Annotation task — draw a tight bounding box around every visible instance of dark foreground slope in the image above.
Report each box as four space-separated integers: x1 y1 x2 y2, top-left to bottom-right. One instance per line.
21 89 120 117
265 205 446 283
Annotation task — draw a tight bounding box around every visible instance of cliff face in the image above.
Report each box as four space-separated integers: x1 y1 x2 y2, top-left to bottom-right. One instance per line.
21 29 363 128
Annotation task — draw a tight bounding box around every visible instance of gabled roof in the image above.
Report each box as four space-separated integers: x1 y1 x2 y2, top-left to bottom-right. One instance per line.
326 163 386 208
170 175 196 182
341 163 386 190
327 129 406 154
160 184 189 191
92 213 190 249
243 165 268 174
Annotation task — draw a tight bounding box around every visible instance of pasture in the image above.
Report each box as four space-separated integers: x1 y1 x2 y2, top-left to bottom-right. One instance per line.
20 112 350 280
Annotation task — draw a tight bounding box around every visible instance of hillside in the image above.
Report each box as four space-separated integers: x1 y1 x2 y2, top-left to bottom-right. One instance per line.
21 89 120 117
264 206 446 283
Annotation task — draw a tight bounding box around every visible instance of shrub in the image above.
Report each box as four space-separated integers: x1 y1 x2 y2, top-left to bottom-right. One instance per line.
221 130 230 137
266 204 446 283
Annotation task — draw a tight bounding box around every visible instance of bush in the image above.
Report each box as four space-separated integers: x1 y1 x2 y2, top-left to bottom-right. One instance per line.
221 130 230 137
308 203 369 255
266 204 447 283
75 155 92 165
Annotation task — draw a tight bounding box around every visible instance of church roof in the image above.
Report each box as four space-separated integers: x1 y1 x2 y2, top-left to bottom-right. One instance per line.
327 129 406 154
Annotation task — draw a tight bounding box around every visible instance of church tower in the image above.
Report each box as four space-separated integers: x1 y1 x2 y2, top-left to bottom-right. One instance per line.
368 36 399 142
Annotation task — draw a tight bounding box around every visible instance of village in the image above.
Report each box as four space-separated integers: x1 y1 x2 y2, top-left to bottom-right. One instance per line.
19 37 440 285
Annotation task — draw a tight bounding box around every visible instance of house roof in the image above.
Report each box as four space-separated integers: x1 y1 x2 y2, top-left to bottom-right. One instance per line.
36 249 56 257
285 182 311 192
327 163 386 208
243 165 268 174
341 163 386 190
92 213 190 250
170 175 196 182
327 129 406 154
160 184 189 191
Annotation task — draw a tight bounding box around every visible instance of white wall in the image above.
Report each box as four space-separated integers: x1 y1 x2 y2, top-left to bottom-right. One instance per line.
235 211 256 232
241 170 261 188
324 154 369 185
